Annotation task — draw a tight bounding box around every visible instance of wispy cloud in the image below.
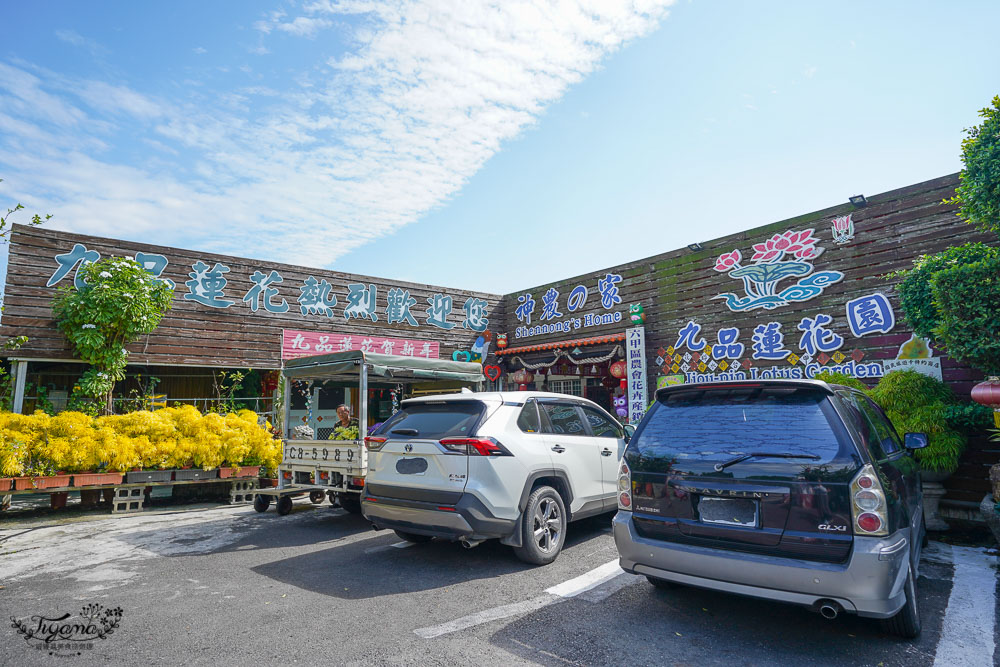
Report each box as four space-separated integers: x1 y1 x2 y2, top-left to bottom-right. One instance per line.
2 1 675 269
193 46 208 54
54 29 108 57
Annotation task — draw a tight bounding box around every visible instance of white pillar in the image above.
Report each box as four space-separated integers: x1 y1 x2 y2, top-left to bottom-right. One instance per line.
11 360 27 414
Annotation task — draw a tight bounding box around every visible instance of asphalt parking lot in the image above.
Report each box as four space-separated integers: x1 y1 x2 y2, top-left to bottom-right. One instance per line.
1 498 997 666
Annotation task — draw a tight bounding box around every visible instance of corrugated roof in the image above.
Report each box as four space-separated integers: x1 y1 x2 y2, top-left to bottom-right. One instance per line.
495 333 625 356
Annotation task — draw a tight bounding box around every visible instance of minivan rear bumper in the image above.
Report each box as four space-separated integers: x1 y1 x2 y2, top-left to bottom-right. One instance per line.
614 511 910 618
363 490 516 541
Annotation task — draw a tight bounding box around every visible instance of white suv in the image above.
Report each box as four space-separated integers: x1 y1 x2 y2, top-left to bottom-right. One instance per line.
361 391 627 564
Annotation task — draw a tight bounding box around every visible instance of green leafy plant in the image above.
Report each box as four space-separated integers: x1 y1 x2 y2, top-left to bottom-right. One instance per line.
870 371 967 474
946 96 1000 234
812 371 869 392
930 253 1000 376
52 257 173 414
212 369 248 415
889 242 998 339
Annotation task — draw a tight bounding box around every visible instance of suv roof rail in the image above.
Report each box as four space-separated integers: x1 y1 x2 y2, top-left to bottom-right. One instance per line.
654 378 836 400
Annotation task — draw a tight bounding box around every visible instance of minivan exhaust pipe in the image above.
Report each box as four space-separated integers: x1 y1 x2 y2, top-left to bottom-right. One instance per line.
460 539 483 549
817 600 841 620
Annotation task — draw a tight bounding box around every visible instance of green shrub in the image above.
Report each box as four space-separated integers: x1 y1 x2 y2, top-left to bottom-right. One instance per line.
946 96 1000 235
889 242 998 339
930 253 1000 376
812 371 869 392
870 371 966 474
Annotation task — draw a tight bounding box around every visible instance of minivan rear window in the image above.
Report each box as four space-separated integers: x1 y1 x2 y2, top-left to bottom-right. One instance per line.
633 387 847 465
378 402 484 440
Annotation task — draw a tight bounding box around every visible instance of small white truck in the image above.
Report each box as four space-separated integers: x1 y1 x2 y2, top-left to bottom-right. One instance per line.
252 350 485 516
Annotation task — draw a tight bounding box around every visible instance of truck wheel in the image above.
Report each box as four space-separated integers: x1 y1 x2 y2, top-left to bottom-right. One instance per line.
253 495 271 513
394 530 433 544
276 495 294 516
328 491 338 505
512 485 566 565
339 493 362 514
309 490 326 504
881 568 921 638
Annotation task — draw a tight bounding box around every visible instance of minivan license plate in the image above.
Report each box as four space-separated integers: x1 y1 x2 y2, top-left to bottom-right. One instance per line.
698 497 758 527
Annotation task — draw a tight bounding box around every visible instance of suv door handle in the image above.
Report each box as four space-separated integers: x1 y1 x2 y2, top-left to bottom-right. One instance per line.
601 448 613 456
551 445 566 454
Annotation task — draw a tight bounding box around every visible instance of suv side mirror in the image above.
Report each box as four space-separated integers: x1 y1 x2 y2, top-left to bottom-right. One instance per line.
623 424 636 443
904 432 929 450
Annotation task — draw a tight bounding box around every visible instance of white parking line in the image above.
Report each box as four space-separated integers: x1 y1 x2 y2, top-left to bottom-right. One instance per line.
414 559 628 639
932 544 997 667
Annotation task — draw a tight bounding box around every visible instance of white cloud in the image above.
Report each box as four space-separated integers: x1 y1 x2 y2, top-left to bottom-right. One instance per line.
54 29 108 57
193 46 208 54
803 65 818 78
1 1 675 270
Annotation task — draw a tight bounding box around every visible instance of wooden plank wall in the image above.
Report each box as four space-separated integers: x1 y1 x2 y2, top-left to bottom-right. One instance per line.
1 226 504 369
499 173 999 503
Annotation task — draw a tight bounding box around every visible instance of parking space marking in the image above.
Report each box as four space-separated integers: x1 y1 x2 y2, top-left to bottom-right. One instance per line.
545 559 622 598
364 541 416 554
414 559 628 639
932 544 996 667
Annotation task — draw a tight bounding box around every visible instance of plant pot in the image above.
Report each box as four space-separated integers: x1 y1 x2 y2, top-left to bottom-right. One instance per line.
73 472 124 487
0 478 11 492
173 468 216 481
980 494 1000 546
259 478 278 488
14 475 72 490
219 467 235 479
234 466 260 478
50 491 69 510
921 475 952 532
125 470 172 484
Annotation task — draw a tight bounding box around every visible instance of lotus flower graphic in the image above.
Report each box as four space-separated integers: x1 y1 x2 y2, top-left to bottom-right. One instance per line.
713 229 844 312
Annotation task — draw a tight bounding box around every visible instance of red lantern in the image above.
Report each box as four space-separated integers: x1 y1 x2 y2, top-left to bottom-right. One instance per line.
510 369 534 385
972 379 1000 407
609 360 626 379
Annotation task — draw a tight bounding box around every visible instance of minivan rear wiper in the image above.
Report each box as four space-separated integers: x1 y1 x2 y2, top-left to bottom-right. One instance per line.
713 452 821 472
391 428 419 436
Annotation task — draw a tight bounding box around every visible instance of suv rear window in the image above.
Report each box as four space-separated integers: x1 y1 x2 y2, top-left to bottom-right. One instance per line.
633 386 849 465
378 402 484 440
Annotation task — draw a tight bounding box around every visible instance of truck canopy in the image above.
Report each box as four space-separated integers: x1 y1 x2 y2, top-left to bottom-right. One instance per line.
282 350 485 384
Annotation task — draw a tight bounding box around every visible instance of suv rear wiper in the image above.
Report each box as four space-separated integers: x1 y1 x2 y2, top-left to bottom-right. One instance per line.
713 452 821 472
391 428 419 436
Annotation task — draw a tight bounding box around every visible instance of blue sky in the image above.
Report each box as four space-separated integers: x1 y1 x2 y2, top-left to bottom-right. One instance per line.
1 1 998 294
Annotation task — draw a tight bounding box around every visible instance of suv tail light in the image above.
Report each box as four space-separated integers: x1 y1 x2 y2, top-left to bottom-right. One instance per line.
617 460 632 510
438 437 513 457
364 436 387 451
850 464 888 537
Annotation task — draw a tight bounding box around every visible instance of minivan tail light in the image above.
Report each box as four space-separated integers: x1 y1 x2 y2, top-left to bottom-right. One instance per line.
618 461 632 511
364 436 387 451
850 464 888 537
439 437 512 457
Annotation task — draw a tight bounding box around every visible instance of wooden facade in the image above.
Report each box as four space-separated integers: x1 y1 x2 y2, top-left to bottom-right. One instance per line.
1 225 503 368
1 172 997 503
498 173 998 504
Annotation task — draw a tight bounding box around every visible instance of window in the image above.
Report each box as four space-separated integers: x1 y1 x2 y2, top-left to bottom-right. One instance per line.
633 387 849 466
581 406 621 438
548 379 582 396
540 402 586 435
517 400 541 433
854 394 902 458
375 402 484 440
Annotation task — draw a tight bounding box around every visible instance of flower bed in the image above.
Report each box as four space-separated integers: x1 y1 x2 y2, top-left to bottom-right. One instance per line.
0 407 280 482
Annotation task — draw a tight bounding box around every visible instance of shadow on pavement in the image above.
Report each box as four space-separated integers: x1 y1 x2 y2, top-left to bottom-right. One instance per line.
252 511 614 600
489 570 952 667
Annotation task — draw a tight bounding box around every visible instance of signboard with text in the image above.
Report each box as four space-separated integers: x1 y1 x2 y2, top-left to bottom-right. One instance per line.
282 330 439 360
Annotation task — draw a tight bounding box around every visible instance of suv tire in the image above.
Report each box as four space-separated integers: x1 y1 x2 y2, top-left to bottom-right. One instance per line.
394 530 433 544
338 493 362 514
881 568 921 638
513 485 566 565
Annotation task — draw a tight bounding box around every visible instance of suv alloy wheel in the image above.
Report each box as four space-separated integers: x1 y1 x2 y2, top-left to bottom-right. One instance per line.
513 485 567 565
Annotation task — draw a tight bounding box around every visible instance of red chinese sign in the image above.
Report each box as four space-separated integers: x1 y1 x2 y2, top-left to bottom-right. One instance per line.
281 329 440 360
